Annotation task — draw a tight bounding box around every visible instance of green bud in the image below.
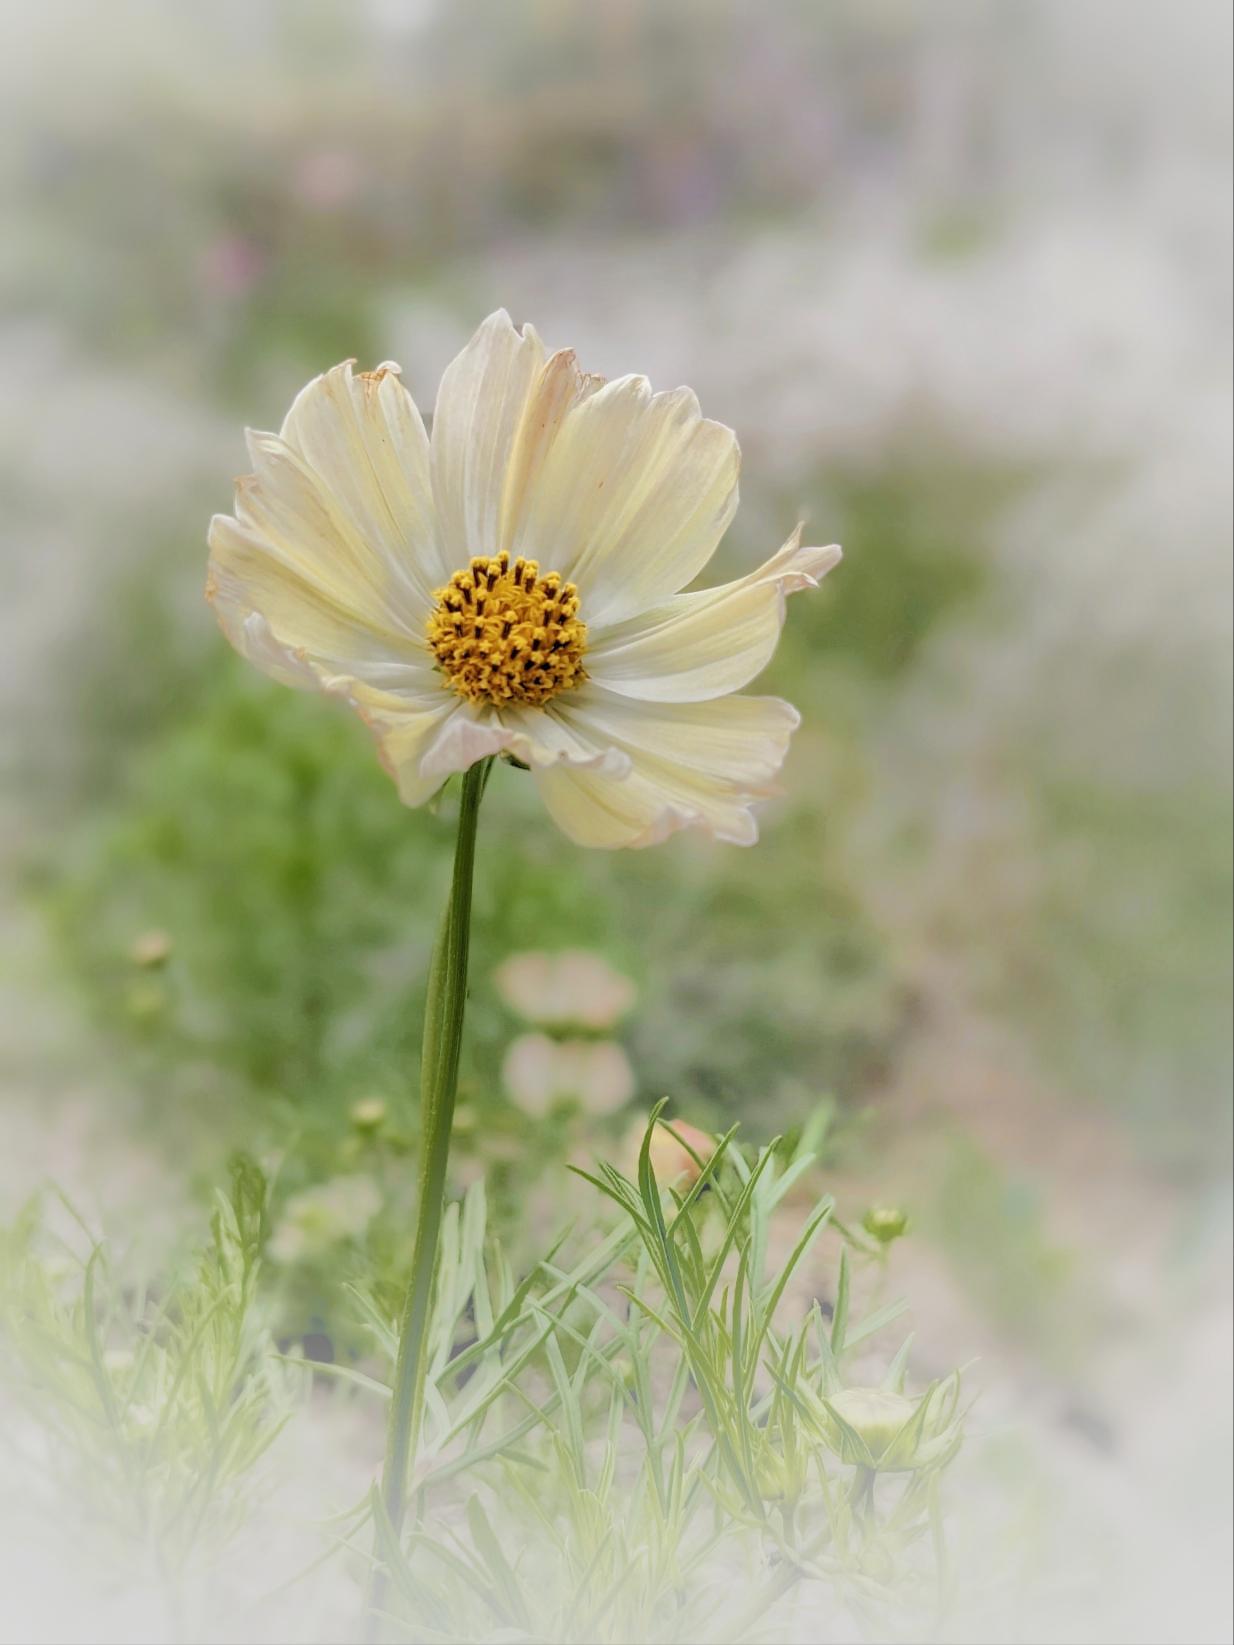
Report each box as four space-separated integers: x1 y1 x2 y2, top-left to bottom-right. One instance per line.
350 1096 387 1131
862 1204 910 1245
828 1388 916 1464
754 1449 797 1503
823 1379 964 1473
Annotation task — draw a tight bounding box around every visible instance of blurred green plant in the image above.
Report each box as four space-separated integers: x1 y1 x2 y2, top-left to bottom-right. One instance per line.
330 1111 961 1643
928 1135 1081 1361
46 664 452 1116
781 457 1006 686
42 641 902 1160
0 1117 963 1642
1014 774 1234 1174
0 1157 299 1580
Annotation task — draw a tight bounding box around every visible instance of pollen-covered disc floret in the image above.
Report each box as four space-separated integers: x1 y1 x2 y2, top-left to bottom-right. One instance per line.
426 553 588 707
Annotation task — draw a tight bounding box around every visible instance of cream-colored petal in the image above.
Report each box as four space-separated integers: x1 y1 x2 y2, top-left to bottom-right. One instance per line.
562 687 800 784
534 690 800 849
430 311 544 569
498 704 630 776
346 682 461 808
410 700 625 786
216 607 324 692
497 347 604 554
536 760 751 850
279 360 446 602
237 429 428 637
509 375 740 627
207 512 435 691
587 529 841 702
406 697 631 782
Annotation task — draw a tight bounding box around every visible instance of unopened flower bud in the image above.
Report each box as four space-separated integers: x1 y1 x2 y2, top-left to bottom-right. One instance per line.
823 1381 963 1473
130 929 172 969
828 1388 915 1463
754 1448 803 1504
862 1204 910 1245
350 1096 387 1131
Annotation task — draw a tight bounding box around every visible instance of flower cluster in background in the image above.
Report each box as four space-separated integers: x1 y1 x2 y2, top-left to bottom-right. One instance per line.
496 948 636 1119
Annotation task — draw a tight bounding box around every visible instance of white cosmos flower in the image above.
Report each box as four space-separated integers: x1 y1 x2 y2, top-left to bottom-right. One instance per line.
207 311 840 848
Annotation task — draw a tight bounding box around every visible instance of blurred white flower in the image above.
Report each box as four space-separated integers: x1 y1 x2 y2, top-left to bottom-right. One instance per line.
502 1032 635 1118
268 1175 381 1265
207 311 838 848
494 948 636 1029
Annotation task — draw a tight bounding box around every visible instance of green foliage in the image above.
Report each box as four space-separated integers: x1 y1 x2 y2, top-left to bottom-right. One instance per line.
1015 774 1234 1173
928 1135 1081 1361
779 457 1005 687
43 637 902 1154
47 662 453 1119
343 1117 961 1643
0 1157 299 1574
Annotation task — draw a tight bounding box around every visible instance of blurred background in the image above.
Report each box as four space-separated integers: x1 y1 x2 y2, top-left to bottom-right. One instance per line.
1 1 1230 1640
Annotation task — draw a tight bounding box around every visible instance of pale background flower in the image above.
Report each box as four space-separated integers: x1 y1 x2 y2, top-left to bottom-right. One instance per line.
502 1032 635 1118
494 948 636 1029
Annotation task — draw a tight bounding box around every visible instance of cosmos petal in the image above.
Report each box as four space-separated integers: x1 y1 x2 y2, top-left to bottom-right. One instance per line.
587 529 841 701
508 374 740 627
348 684 631 804
431 311 543 569
207 512 434 690
346 682 460 808
533 690 801 848
278 359 445 602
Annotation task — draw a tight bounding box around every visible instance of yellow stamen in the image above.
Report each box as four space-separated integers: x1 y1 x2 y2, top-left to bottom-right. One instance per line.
426 553 587 708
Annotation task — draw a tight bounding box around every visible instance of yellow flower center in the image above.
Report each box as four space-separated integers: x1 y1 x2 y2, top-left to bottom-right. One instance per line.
426 554 588 708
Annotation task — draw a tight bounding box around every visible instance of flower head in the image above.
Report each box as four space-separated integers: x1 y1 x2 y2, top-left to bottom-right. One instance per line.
207 312 840 847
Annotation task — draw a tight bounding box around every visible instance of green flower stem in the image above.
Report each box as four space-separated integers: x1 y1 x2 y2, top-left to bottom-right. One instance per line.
373 758 490 1604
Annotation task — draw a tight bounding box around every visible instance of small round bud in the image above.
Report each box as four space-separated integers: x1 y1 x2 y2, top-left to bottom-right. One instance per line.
349 1096 387 1131
823 1382 964 1473
130 929 172 969
862 1204 910 1245
827 1388 915 1465
754 1448 802 1504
